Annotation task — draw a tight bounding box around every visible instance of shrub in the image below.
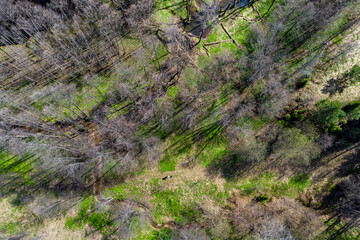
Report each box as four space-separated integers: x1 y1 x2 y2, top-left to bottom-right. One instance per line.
285 114 291 121
348 64 360 86
234 137 268 164
272 128 321 165
296 77 310 89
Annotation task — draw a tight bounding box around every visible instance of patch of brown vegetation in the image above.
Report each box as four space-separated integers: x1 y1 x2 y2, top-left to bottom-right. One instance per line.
228 192 326 239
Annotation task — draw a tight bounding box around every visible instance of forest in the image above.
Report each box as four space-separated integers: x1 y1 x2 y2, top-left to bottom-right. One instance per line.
1 0 360 239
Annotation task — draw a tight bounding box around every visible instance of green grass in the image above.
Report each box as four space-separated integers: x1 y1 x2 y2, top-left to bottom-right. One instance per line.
198 141 229 167
151 179 229 224
105 177 230 227
343 100 360 121
151 188 203 224
106 182 145 201
322 219 360 240
0 150 37 184
236 116 271 131
326 14 351 39
65 197 114 235
155 0 187 19
133 227 177 240
0 221 20 235
159 158 177 172
234 172 311 198
0 198 35 235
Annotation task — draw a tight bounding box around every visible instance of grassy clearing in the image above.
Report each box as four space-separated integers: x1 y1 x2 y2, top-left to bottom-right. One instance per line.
104 169 229 225
65 197 114 236
198 141 229 167
231 172 311 199
0 197 96 239
0 198 29 235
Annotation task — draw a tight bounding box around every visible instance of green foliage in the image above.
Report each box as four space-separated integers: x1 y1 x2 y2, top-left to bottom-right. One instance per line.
159 145 194 172
347 64 360 85
348 167 360 175
234 137 268 164
296 77 310 89
311 98 346 130
65 197 91 229
167 86 179 99
0 221 19 234
326 14 351 39
254 194 270 203
155 0 187 18
330 124 343 133
140 228 178 240
282 109 308 125
343 100 360 121
291 109 307 121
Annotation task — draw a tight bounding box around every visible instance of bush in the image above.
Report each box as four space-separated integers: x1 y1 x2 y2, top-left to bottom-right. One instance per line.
311 99 346 130
348 64 360 86
296 77 310 89
272 128 321 165
233 137 268 164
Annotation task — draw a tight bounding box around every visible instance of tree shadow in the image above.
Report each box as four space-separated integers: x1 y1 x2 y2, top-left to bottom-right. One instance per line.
321 77 348 96
318 173 360 239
